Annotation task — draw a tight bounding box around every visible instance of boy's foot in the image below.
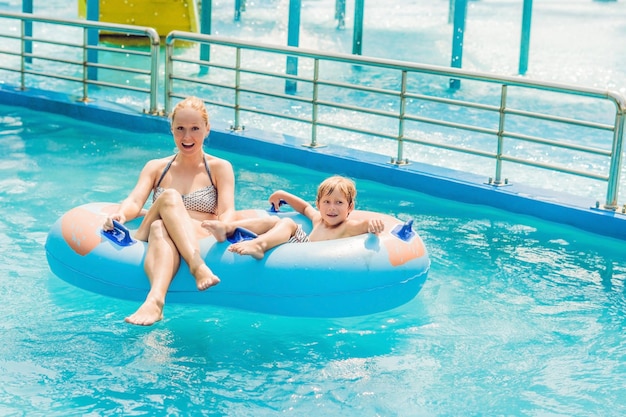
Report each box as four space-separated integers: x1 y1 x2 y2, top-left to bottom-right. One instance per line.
228 240 265 260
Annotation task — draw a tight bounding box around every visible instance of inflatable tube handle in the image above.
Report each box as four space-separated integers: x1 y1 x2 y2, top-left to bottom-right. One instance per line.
101 220 137 247
391 219 416 242
227 227 258 243
269 199 288 213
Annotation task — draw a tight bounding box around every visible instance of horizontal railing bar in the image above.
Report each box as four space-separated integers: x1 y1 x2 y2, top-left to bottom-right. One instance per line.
88 44 153 58
170 56 312 84
1 12 623 211
0 11 160 40
167 31 626 110
504 107 615 131
403 114 498 136
22 53 83 67
237 105 311 124
86 79 150 93
21 69 83 83
88 62 152 76
502 132 612 156
499 155 609 181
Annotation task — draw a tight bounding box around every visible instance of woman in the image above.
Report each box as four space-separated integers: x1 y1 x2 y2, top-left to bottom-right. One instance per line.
104 96 236 326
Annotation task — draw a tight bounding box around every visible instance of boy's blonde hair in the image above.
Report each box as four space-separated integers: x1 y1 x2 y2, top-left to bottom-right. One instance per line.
316 176 357 207
170 96 210 127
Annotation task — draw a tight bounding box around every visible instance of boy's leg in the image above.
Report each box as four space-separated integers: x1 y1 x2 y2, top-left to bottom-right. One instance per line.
202 216 280 242
229 218 298 260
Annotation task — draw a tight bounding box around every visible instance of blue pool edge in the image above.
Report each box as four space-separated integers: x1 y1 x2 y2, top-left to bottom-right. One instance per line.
2 85 625 240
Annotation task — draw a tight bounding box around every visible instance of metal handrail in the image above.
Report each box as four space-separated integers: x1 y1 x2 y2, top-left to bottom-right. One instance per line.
0 12 623 210
0 12 160 114
165 31 625 210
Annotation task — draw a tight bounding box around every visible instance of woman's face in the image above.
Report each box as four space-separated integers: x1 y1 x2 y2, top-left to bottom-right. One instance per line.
171 107 210 154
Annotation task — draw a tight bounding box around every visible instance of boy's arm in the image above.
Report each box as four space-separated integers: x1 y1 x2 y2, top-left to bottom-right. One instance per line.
348 218 385 236
269 190 315 218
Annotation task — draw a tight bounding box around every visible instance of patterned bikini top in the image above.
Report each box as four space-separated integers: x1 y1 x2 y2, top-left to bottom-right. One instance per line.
153 155 218 215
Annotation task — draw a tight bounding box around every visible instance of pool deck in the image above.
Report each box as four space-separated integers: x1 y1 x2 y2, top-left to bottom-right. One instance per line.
2 84 626 240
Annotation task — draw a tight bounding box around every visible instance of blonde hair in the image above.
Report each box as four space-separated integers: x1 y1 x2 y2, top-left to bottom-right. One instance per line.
170 96 210 127
316 175 357 207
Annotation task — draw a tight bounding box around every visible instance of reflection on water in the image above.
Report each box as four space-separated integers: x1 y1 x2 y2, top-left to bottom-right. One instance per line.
2 0 626 414
2 88 626 414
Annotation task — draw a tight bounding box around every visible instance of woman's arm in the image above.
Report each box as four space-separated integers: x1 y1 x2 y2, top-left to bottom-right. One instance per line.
104 160 157 229
210 157 237 222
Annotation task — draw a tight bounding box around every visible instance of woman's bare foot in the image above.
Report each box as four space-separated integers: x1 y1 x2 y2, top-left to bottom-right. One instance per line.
201 220 229 242
191 263 220 291
125 297 164 326
228 240 266 260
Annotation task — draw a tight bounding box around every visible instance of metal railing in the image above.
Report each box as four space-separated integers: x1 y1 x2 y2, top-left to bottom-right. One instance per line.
165 31 625 210
0 12 624 210
0 12 160 114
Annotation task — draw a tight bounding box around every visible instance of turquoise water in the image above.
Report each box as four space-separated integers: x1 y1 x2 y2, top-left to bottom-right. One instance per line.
3 0 626 415
2 105 626 416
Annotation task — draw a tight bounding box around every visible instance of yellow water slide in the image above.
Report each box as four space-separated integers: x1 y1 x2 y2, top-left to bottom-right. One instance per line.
78 0 199 36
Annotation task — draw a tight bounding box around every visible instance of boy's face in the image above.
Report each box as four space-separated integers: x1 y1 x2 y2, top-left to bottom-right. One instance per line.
316 188 354 226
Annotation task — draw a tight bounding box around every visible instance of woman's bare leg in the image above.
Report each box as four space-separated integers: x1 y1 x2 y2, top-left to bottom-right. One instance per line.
228 218 298 260
125 220 179 326
202 216 280 242
136 189 220 290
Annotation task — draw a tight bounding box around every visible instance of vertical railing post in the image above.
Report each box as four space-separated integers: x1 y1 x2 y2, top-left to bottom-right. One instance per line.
200 0 212 76
604 109 625 209
19 20 26 89
335 0 346 29
308 59 320 147
392 71 408 165
86 0 99 83
81 28 90 101
493 85 508 185
352 0 364 55
147 29 160 115
233 48 243 130
450 0 467 89
22 0 33 65
518 0 533 75
164 35 174 115
234 0 245 21
285 0 301 94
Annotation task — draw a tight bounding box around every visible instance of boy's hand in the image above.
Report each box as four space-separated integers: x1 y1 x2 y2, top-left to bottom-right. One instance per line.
368 218 385 234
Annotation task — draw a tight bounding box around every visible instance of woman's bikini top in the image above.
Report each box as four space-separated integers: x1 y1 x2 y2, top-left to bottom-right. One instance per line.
153 155 218 214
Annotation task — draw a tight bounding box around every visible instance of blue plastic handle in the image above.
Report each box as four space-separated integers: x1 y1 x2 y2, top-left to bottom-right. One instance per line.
269 199 288 213
391 219 416 242
101 220 137 247
226 227 258 244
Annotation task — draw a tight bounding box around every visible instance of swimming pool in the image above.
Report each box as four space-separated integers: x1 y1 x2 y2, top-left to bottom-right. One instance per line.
2 0 626 415
2 102 626 415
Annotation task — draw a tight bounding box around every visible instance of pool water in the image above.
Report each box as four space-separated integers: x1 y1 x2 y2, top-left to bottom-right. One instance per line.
2 103 626 416
3 0 626 415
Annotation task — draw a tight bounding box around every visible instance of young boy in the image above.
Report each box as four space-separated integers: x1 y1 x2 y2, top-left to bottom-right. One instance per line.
202 175 384 259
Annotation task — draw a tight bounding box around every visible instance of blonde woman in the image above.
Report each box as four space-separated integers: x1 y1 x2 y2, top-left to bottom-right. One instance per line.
104 97 236 326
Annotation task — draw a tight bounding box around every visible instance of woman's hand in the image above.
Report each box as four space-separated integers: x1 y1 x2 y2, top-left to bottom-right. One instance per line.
103 213 126 231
